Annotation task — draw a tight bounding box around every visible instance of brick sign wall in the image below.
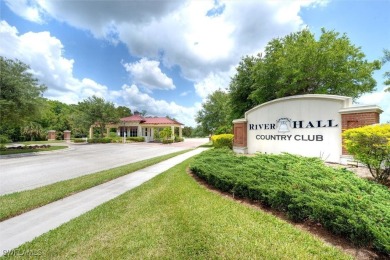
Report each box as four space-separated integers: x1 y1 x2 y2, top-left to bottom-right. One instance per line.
233 94 382 163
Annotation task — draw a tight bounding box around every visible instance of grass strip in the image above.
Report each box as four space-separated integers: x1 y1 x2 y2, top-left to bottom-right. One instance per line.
0 146 67 156
5 158 350 259
0 149 190 221
198 141 213 147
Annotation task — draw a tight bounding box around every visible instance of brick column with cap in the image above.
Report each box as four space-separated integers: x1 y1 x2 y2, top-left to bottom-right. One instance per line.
63 130 71 142
47 130 56 141
233 119 248 154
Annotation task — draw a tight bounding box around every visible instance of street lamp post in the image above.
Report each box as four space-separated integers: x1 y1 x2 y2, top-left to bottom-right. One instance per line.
123 132 127 144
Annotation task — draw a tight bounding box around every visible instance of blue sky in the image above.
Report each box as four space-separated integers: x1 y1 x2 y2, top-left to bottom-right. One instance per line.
1 0 389 126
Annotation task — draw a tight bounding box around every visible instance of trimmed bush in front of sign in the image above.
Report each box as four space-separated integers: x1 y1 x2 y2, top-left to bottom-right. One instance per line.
343 124 390 185
211 134 234 149
190 149 390 255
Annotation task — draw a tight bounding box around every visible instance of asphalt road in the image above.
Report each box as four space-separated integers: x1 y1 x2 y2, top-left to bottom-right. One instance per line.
0 138 209 195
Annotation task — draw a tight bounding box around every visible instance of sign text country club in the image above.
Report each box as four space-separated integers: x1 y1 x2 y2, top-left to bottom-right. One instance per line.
249 119 338 142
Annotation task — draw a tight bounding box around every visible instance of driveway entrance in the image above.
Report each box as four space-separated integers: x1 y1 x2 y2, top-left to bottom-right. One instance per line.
0 138 209 195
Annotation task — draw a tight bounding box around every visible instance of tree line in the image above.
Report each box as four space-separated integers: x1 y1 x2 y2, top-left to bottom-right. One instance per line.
2 28 388 141
0 56 199 142
0 57 118 141
196 28 389 135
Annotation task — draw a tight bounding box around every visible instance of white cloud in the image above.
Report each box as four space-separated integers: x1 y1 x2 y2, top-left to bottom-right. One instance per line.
7 0 325 85
116 0 323 83
123 58 175 91
0 20 111 104
2 0 331 126
33 0 184 40
180 91 192 97
194 69 234 100
120 84 199 127
3 0 44 23
356 90 390 123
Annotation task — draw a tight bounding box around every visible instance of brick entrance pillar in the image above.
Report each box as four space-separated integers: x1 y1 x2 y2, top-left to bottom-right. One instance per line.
64 130 71 142
47 130 56 141
339 106 382 155
233 119 248 154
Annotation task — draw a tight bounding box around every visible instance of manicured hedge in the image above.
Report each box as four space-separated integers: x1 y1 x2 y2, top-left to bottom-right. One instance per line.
88 138 112 143
126 137 145 142
211 134 234 149
175 136 184 142
162 139 174 144
73 138 87 143
190 149 390 255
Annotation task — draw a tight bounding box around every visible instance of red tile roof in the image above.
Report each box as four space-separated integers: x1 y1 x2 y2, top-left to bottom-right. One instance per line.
121 114 144 122
120 115 183 125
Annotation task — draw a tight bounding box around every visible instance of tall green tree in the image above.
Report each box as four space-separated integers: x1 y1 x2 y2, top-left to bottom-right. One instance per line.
68 108 91 137
38 100 74 131
229 29 381 119
116 106 132 118
382 49 390 91
182 126 192 137
196 90 232 135
190 125 206 137
0 57 46 137
229 55 260 119
78 96 119 138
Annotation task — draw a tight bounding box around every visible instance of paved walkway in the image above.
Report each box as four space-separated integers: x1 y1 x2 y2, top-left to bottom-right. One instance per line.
0 148 208 256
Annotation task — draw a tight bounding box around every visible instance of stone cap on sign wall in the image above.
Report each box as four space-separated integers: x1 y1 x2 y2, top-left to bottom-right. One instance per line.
244 94 353 118
339 105 383 114
232 118 247 123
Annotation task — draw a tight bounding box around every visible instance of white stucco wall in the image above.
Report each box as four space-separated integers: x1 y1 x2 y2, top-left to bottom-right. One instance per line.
245 95 352 162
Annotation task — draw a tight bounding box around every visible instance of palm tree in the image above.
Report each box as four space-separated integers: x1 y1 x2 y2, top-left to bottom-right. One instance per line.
22 122 44 141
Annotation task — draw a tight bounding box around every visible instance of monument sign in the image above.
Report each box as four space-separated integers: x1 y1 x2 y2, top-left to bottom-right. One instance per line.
233 94 382 163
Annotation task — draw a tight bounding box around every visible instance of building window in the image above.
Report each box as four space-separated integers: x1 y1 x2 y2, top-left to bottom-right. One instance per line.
145 128 148 136
130 127 138 137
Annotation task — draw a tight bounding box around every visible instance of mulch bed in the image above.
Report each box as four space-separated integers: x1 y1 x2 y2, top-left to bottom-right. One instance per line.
5 145 51 150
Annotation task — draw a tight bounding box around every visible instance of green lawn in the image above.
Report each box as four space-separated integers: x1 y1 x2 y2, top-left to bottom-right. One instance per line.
198 141 213 147
5 158 351 259
0 150 190 221
0 145 68 155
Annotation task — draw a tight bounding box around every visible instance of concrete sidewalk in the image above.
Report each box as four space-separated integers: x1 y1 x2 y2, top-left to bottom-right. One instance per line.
0 148 208 256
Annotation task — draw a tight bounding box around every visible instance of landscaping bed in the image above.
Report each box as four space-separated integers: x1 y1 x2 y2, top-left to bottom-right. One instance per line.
4 144 51 150
0 145 67 155
189 148 390 256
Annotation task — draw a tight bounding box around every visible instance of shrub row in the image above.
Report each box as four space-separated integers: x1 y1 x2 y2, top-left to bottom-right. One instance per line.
174 136 184 142
126 137 145 142
2 145 51 150
88 138 112 143
211 134 234 149
190 149 390 255
73 138 87 143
